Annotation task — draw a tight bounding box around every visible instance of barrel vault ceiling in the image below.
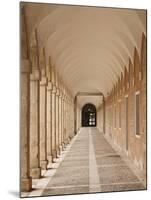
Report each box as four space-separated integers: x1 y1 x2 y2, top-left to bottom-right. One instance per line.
23 3 146 108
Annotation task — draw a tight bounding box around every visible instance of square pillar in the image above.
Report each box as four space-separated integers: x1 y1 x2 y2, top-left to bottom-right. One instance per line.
29 69 41 179
52 85 57 159
62 95 65 148
46 81 53 165
58 92 63 153
20 59 32 192
39 77 48 170
56 89 60 156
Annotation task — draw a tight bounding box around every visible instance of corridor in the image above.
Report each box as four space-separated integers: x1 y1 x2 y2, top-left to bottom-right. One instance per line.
20 2 147 197
22 128 145 197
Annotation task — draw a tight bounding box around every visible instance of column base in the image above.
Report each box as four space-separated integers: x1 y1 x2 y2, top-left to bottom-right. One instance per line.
40 160 48 170
69 135 74 140
21 177 32 192
47 155 53 168
56 147 61 157
63 140 67 145
30 167 41 179
47 155 53 163
57 150 61 156
59 145 63 154
56 146 60 158
52 150 57 160
64 138 69 145
62 142 66 150
61 142 65 148
47 155 52 163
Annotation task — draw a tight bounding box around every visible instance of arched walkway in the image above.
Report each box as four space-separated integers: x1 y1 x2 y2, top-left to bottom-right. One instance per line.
20 2 147 197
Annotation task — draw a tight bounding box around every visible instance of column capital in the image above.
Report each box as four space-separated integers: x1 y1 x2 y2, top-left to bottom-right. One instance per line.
30 69 40 81
40 76 47 86
47 81 53 91
21 59 31 73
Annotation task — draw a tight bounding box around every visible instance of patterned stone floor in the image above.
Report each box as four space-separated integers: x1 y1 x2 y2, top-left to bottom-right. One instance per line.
21 127 145 197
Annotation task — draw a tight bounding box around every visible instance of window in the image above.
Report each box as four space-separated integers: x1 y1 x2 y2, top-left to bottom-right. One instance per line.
135 92 140 136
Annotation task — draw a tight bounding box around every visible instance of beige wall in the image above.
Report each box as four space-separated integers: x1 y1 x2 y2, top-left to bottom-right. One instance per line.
97 34 146 179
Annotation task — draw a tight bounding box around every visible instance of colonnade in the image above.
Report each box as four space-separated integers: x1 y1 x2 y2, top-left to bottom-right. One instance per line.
21 9 76 191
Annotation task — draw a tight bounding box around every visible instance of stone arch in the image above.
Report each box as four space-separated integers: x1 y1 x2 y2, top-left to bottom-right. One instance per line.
82 103 97 127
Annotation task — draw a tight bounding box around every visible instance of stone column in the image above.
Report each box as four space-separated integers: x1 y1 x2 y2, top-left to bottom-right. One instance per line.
63 95 66 145
30 69 41 178
52 85 57 159
46 81 53 165
69 101 71 139
62 95 65 148
59 91 62 153
68 99 70 142
67 98 70 143
77 108 79 131
21 59 32 192
79 108 81 129
39 76 48 170
62 95 65 147
71 102 74 137
55 88 59 156
65 97 69 144
64 96 67 145
103 96 106 134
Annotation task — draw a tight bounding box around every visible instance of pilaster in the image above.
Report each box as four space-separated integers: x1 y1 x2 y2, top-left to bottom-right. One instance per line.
51 85 57 159
58 91 63 154
46 81 53 165
39 76 48 170
55 88 60 156
62 94 65 148
21 59 32 191
29 69 41 179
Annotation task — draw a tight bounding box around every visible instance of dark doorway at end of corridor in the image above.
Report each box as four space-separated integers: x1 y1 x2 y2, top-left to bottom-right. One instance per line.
82 103 96 127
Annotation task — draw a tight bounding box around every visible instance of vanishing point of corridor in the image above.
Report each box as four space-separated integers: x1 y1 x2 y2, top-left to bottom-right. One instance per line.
22 128 145 197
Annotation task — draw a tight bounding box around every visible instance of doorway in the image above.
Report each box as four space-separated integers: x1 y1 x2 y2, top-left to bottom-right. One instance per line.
82 103 96 127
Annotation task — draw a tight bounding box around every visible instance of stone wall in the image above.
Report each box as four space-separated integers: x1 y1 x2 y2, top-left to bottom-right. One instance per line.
97 33 147 180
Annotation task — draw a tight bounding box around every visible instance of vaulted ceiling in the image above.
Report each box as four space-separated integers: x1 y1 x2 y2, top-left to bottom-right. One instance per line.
23 3 146 108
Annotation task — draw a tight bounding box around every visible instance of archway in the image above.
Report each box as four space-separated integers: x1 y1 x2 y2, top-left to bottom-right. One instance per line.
82 103 96 127
74 92 105 133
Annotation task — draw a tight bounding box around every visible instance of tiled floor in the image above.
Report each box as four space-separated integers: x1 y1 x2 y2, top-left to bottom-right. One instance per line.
21 127 145 197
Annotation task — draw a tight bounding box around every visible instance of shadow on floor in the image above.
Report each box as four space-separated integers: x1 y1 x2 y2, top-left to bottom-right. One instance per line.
8 190 19 197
